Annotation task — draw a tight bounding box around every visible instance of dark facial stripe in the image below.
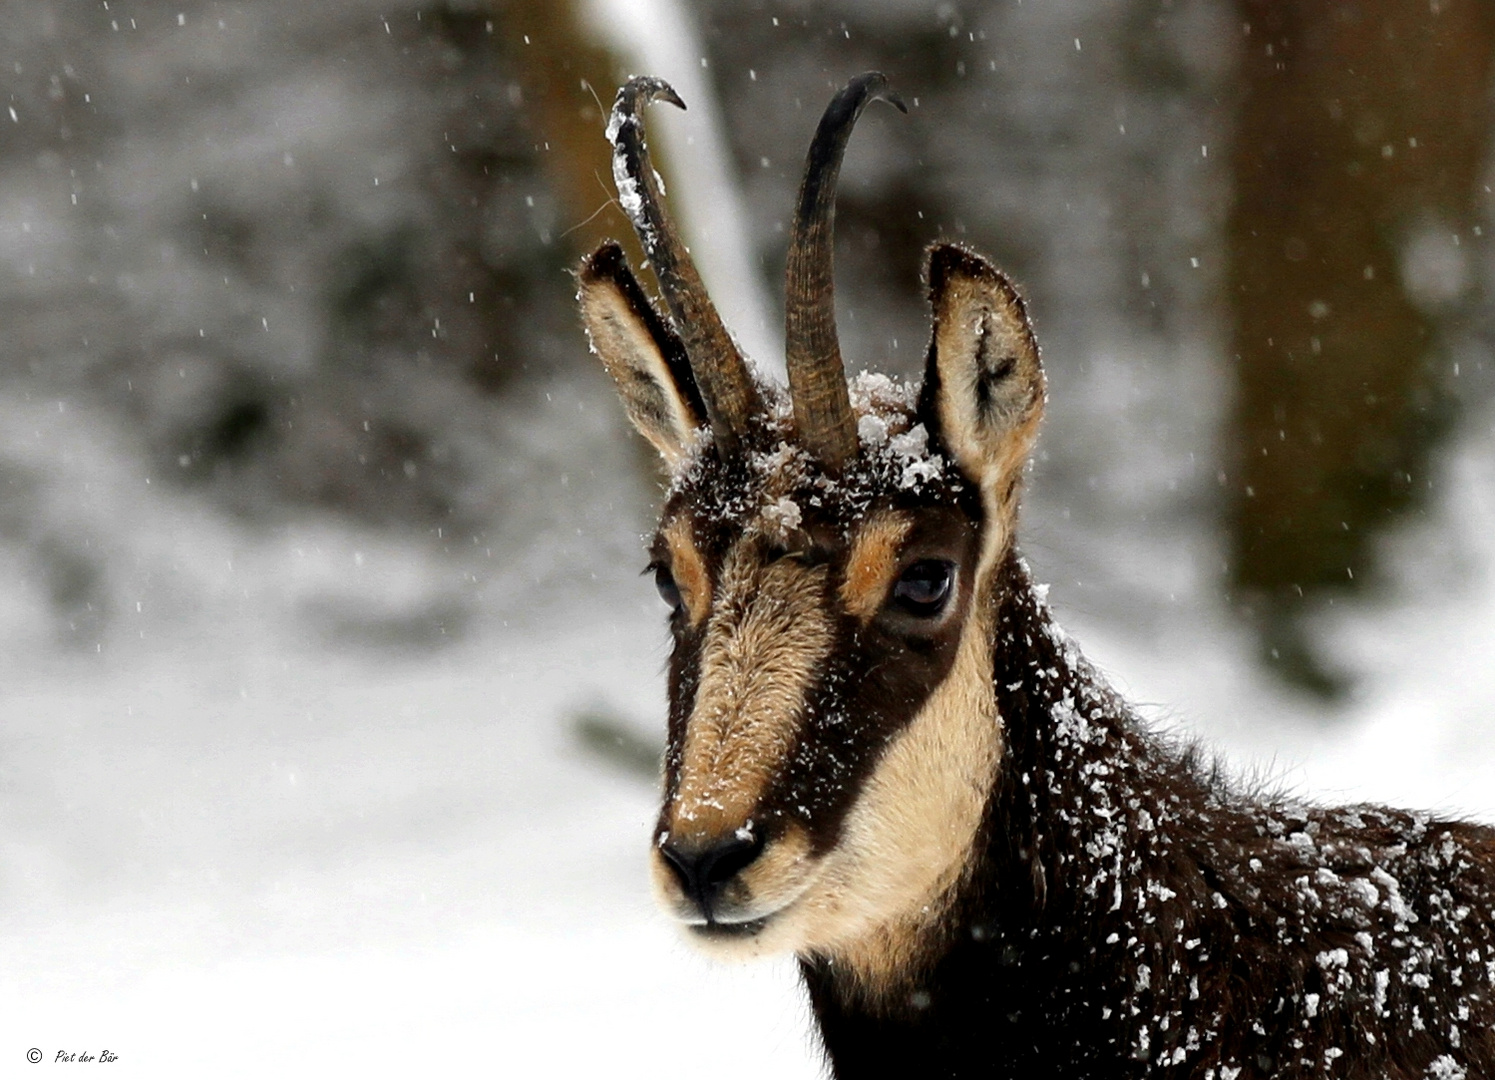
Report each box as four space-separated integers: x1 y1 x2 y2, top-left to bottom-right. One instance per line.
754 508 983 856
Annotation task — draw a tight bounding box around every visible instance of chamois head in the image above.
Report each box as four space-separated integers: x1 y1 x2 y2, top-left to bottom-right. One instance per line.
579 74 1046 980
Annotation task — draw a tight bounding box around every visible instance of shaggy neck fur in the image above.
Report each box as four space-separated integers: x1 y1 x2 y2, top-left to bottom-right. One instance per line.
802 551 1495 1080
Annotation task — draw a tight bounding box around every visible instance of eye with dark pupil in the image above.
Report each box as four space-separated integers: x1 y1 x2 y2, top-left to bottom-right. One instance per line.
892 560 955 617
653 565 683 612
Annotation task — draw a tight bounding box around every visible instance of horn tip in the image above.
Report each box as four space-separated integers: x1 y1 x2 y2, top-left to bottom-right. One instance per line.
855 71 907 114
618 75 686 110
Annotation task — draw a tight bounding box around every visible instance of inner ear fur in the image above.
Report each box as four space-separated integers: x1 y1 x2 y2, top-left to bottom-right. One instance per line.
578 242 707 468
917 242 1046 493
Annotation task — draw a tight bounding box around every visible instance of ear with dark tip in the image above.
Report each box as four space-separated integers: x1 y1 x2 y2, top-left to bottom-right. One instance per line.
917 242 1046 494
579 241 708 469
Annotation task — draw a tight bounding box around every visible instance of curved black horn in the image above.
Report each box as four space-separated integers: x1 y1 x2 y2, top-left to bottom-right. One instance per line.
608 77 761 450
785 72 906 471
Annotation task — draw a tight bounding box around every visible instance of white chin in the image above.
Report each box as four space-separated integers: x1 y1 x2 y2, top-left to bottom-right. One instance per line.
677 907 803 960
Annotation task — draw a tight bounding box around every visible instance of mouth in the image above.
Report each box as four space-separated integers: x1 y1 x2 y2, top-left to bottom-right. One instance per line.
688 915 771 941
651 827 820 949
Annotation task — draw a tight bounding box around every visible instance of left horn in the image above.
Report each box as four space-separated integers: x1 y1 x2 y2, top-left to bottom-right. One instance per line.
607 77 761 452
784 72 907 471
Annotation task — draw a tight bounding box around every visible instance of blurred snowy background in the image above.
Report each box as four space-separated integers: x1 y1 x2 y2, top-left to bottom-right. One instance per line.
1 0 1493 1075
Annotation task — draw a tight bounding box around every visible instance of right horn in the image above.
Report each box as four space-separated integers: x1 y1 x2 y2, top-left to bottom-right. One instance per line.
784 73 907 472
607 77 762 453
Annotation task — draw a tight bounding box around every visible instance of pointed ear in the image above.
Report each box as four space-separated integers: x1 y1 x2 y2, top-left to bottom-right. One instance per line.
918 243 1045 495
578 242 707 469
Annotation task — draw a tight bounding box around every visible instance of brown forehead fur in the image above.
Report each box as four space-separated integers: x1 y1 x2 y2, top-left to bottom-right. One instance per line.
668 537 835 841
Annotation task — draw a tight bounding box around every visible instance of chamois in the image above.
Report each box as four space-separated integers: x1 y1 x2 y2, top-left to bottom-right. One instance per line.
577 73 1495 1079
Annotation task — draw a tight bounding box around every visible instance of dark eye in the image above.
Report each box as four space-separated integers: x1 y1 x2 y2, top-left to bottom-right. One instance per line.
653 564 683 613
891 560 956 618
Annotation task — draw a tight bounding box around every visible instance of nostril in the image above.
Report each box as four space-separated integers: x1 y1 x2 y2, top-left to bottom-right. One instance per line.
659 841 697 894
659 830 767 914
700 832 764 888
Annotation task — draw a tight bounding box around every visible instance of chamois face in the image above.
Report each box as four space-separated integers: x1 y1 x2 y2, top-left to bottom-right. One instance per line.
579 74 1044 982
581 240 1045 978
645 395 994 967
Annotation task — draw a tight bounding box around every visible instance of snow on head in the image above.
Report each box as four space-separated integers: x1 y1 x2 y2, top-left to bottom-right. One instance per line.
751 440 804 480
857 413 890 448
845 371 948 493
762 496 802 539
848 371 917 415
888 423 944 490
669 371 962 533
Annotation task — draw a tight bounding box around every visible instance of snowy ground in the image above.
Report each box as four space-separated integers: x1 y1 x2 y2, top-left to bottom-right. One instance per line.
0 610 822 1077
0 390 820 1076
1 393 1493 1078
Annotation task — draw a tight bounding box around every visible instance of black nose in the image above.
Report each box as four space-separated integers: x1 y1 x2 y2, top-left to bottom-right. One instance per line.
659 831 766 917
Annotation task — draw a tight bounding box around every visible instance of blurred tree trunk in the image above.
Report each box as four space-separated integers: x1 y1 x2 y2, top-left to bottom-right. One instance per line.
1227 0 1495 695
499 0 700 486
501 0 636 262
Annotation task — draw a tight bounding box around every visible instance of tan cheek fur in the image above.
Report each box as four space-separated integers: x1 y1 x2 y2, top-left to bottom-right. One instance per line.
667 544 834 843
839 512 914 621
752 454 1019 996
784 582 1000 994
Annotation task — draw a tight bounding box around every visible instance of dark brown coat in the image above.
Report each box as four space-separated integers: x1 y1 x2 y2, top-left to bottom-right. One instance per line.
804 552 1495 1080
